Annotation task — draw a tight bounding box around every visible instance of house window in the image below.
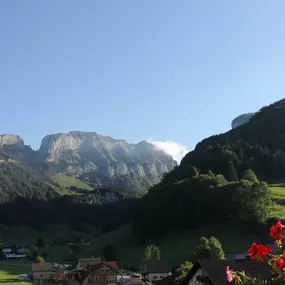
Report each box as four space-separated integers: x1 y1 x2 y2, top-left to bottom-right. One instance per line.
107 276 111 281
153 276 157 280
95 276 99 281
113 275 117 280
106 268 109 273
100 268 105 273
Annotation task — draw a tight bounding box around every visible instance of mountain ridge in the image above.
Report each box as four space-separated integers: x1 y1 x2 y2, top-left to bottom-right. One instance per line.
0 131 178 194
160 99 285 185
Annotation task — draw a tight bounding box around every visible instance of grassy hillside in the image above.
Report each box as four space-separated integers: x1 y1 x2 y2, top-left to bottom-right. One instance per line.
50 174 92 195
0 263 31 285
269 184 285 220
51 174 92 190
0 223 266 268
86 223 264 268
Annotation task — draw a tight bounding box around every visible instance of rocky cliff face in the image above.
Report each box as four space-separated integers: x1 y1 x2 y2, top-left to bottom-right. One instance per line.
0 134 24 148
0 131 177 193
231 113 255 129
38 131 177 192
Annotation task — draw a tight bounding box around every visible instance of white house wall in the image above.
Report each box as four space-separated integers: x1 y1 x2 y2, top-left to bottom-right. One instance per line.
147 273 169 284
33 272 53 280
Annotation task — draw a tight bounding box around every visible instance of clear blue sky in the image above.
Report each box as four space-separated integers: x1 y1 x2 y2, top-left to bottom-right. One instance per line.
1 0 285 150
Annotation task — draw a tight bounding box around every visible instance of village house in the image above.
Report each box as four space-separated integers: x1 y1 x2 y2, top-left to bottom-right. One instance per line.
180 260 272 285
31 263 54 284
69 260 118 285
140 260 169 285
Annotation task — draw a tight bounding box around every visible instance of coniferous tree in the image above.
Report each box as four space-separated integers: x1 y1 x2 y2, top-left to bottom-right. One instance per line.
36 237 45 248
228 161 238 181
190 166 199 178
191 236 225 262
242 169 259 183
144 244 161 260
36 256 45 263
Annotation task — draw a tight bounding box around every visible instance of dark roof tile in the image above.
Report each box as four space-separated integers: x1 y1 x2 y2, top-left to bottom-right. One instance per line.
141 260 169 273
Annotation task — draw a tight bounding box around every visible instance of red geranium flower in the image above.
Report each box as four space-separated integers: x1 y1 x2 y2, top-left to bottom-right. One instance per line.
276 254 285 270
270 221 285 241
248 243 272 262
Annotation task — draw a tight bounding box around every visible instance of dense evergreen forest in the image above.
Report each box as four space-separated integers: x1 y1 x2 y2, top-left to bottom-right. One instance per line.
0 197 138 232
0 159 56 202
132 169 271 242
165 99 285 184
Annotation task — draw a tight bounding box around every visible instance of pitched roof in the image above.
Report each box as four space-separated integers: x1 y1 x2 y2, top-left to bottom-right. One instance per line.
181 260 272 285
89 261 118 271
105 261 118 270
78 258 101 266
31 263 53 272
140 260 169 273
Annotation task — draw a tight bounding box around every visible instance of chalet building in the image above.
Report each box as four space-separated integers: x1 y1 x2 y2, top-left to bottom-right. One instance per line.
180 260 272 285
31 263 54 284
140 260 169 285
69 261 118 285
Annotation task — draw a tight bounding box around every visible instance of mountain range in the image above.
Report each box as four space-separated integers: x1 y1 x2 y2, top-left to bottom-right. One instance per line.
0 132 177 197
0 99 284 238
0 101 275 203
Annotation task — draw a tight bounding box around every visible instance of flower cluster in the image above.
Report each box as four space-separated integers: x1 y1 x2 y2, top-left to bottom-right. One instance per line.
270 221 285 242
226 221 285 284
248 243 272 262
226 266 241 283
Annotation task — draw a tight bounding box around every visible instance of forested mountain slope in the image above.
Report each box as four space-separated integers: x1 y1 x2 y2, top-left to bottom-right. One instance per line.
132 99 285 241
164 99 285 184
0 152 55 202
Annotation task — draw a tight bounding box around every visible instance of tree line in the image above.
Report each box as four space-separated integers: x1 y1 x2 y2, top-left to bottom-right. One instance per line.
132 169 272 242
0 196 139 232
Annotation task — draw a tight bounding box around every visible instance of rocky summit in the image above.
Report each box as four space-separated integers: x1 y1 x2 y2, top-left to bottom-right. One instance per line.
0 134 24 149
231 113 255 129
0 131 177 193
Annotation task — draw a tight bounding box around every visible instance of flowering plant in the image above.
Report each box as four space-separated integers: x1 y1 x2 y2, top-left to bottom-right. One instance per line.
226 221 285 284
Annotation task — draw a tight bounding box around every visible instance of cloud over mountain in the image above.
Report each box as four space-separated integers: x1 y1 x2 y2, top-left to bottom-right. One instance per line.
147 139 189 164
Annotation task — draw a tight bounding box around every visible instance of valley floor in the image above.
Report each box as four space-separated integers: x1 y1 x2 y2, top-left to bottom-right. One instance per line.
0 184 283 268
0 222 266 268
0 263 31 285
